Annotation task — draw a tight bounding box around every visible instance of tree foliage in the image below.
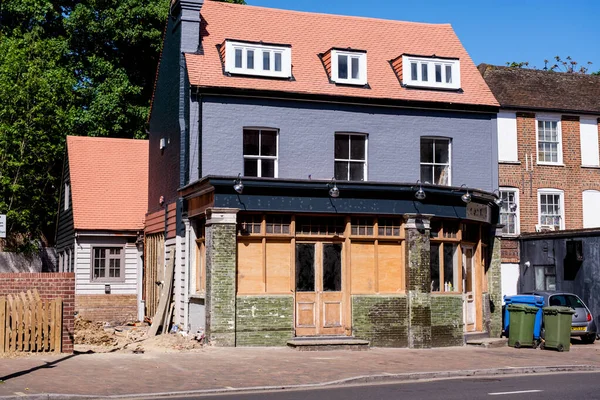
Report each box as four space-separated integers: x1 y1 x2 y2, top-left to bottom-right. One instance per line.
506 56 594 74
0 0 169 251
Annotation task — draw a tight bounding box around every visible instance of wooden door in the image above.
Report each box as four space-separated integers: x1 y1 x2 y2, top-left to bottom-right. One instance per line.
295 242 344 336
462 246 476 332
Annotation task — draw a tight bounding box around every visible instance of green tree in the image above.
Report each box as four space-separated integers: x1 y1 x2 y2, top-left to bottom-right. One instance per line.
0 0 169 250
0 30 77 250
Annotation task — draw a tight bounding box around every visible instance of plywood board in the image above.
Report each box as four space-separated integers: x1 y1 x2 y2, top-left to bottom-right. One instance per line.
265 241 291 293
378 242 404 293
350 243 375 293
237 240 264 294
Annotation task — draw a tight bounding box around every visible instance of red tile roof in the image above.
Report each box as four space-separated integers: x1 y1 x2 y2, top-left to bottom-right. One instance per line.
66 136 148 231
185 2 499 108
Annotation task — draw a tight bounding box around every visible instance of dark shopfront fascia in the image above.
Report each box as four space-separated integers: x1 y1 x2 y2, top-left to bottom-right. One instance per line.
179 176 503 347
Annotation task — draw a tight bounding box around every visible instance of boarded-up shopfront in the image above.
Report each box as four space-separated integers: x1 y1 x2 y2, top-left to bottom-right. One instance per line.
181 177 503 348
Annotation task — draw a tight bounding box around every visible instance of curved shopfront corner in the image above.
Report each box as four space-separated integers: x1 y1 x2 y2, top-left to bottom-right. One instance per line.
179 177 503 348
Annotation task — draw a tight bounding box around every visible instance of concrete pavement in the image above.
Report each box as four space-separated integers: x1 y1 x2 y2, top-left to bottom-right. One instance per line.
1 341 599 399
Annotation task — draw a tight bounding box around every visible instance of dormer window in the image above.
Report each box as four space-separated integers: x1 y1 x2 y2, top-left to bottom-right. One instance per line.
224 40 292 79
402 55 461 90
330 49 367 86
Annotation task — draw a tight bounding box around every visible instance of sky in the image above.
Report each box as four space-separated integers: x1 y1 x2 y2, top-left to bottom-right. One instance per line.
246 0 600 73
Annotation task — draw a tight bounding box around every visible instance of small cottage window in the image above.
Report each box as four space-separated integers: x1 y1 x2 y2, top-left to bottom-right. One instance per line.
91 247 125 281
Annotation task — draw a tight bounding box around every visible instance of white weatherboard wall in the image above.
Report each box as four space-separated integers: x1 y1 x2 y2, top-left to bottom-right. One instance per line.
75 235 138 294
580 118 600 167
583 190 600 228
501 263 520 302
497 112 518 162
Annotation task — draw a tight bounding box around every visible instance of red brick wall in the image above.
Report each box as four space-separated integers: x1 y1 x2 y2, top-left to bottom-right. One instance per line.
76 294 138 323
0 273 75 353
499 114 600 262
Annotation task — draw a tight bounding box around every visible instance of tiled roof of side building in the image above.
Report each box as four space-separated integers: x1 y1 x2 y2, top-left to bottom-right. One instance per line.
479 64 600 114
66 136 149 231
184 1 499 108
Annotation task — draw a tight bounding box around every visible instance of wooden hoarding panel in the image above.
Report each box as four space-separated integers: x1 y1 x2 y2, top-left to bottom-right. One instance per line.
265 241 291 293
378 242 404 293
350 243 375 293
237 240 264 294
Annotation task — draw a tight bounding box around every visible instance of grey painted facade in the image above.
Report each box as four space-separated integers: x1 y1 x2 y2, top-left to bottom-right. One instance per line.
520 232 600 332
191 96 498 191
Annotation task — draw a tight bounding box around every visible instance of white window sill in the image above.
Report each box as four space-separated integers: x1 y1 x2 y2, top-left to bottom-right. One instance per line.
499 160 521 165
581 165 600 169
537 162 565 167
501 233 520 238
189 293 205 300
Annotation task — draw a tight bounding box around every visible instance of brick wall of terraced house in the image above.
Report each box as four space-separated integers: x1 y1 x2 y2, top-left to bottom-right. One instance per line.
430 295 463 347
75 294 137 324
236 295 294 346
499 114 600 263
0 273 75 353
351 295 409 347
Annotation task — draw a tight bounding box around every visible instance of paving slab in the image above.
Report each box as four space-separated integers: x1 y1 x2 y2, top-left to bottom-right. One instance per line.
0 341 599 399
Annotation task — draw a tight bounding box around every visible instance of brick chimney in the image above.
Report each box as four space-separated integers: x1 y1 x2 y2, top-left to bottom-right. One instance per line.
171 0 204 53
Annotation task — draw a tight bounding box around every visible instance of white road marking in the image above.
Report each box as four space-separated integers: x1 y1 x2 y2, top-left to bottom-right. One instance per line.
489 389 543 396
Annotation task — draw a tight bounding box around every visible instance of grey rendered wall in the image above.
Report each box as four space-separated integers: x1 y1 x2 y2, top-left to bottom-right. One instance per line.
195 97 498 191
520 235 600 332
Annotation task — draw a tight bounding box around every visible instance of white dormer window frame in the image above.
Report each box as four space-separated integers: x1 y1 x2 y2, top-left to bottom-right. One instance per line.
224 40 292 79
331 50 367 86
402 55 461 90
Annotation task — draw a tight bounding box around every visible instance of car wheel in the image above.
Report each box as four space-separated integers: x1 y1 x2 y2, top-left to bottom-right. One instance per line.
582 334 596 344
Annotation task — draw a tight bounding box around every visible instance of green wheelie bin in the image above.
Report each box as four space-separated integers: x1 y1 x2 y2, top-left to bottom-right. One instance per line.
507 304 538 348
542 306 575 352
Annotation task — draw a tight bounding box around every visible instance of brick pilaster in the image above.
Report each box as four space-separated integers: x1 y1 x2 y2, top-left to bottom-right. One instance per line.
404 215 432 349
486 225 503 338
205 207 238 346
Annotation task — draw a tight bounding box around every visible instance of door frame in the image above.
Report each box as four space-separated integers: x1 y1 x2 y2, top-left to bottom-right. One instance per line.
294 241 346 336
462 244 477 332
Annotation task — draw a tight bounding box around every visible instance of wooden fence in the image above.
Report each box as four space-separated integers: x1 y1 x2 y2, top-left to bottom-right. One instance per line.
0 289 63 353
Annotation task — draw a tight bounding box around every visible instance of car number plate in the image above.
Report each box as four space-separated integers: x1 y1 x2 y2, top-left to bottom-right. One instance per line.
572 326 586 331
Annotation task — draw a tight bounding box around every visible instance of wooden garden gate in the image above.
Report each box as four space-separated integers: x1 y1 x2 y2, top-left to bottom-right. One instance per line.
0 289 63 353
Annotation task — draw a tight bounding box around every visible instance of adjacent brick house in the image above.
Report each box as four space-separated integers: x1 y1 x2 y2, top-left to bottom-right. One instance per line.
146 0 504 348
479 65 600 298
55 136 148 323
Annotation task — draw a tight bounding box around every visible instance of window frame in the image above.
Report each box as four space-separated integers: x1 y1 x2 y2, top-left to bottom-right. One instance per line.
538 188 565 230
243 128 279 178
224 40 292 79
580 117 600 167
90 246 126 282
330 50 368 86
402 55 461 90
420 137 452 186
334 132 368 181
536 116 563 165
499 187 520 236
64 182 70 211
